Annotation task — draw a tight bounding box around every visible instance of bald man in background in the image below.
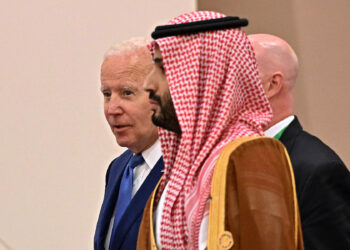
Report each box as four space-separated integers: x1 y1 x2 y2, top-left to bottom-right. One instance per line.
249 34 350 250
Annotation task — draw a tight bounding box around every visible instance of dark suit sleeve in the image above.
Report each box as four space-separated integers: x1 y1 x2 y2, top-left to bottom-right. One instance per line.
298 159 350 250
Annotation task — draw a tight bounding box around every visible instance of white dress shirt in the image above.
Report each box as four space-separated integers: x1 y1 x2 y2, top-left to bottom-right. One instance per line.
264 115 295 138
105 139 162 249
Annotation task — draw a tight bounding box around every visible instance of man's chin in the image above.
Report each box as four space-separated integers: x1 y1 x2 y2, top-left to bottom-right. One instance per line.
115 138 129 148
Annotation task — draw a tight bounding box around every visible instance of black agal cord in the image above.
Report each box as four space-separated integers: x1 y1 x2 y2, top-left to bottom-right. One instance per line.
151 16 248 39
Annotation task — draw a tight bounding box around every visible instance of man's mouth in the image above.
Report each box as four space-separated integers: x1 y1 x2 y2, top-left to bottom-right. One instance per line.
115 125 126 128
149 99 158 106
112 124 131 132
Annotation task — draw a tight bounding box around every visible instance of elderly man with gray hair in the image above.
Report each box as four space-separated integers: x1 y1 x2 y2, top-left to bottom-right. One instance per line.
94 38 163 250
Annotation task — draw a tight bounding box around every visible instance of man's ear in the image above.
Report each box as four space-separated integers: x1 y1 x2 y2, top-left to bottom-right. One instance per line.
265 72 283 99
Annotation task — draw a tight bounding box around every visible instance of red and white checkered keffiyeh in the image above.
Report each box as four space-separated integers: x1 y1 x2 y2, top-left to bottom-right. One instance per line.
152 11 272 249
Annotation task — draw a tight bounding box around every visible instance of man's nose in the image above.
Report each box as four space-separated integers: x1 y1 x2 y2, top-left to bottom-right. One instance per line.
107 96 123 115
143 69 156 92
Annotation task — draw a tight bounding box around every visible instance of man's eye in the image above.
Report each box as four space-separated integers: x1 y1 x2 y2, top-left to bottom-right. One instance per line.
102 91 111 98
123 90 133 96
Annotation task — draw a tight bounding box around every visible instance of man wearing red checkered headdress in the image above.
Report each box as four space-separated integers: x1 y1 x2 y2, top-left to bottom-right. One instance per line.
139 11 304 250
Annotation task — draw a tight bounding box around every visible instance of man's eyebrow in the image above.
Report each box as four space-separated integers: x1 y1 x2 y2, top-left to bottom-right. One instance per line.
120 85 135 91
100 85 135 92
153 57 163 64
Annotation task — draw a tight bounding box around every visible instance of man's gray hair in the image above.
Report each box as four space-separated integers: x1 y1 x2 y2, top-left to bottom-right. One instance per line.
103 37 151 59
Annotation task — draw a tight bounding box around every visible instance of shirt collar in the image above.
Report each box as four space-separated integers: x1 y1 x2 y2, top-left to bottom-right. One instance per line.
264 115 295 138
141 139 162 170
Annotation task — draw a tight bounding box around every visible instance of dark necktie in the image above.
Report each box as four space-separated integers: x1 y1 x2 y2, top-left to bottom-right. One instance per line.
110 154 144 244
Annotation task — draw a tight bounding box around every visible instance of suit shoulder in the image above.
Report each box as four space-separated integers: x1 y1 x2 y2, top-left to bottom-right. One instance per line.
105 149 132 180
286 129 349 191
107 149 133 170
292 130 344 167
289 129 350 205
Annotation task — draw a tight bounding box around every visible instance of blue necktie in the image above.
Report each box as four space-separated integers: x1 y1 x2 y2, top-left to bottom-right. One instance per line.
110 154 144 242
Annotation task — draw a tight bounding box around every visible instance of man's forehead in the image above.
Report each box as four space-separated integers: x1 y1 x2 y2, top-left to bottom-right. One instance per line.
101 56 149 84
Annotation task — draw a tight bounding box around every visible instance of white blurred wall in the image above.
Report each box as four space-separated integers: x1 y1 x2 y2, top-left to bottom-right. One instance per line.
0 1 195 249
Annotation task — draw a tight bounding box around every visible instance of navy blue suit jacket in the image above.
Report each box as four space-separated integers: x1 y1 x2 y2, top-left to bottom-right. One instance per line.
280 117 350 250
94 150 163 250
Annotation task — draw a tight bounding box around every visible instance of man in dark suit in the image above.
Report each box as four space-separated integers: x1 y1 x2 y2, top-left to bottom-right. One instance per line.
249 33 350 250
94 38 163 250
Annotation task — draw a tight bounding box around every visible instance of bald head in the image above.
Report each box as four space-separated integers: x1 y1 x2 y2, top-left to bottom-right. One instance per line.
249 34 298 89
248 34 299 128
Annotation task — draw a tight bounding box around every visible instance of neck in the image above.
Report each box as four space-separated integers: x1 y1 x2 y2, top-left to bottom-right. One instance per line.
265 93 294 130
264 111 294 130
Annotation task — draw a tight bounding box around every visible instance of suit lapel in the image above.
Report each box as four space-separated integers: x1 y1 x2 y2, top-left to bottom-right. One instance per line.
94 151 133 249
110 157 164 250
